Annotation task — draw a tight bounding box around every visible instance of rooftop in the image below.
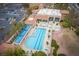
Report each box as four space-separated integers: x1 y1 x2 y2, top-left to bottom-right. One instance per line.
35 15 49 20
37 9 61 17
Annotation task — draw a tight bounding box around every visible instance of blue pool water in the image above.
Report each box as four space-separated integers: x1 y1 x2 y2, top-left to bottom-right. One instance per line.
25 28 46 50
14 24 30 45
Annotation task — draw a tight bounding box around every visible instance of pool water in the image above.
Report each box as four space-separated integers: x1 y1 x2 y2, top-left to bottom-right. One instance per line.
24 28 46 50
14 24 30 45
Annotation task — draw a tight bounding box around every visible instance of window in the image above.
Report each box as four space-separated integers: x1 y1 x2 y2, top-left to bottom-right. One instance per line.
54 18 59 22
49 17 54 21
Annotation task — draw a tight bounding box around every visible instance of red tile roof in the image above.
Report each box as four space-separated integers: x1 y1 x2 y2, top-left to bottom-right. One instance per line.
25 17 36 24
35 15 49 20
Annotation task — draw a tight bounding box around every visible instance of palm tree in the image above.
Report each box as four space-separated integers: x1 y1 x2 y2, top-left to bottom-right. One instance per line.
14 46 25 56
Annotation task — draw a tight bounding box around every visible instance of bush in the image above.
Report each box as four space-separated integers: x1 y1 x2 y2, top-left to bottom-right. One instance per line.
51 40 58 47
51 40 59 56
54 4 68 10
53 48 58 56
62 17 72 28
14 47 25 56
58 53 66 56
32 51 47 56
53 44 59 56
27 5 39 15
75 27 79 35
5 46 26 56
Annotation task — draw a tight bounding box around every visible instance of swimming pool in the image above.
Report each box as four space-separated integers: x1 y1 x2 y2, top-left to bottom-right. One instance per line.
24 28 46 50
14 24 30 45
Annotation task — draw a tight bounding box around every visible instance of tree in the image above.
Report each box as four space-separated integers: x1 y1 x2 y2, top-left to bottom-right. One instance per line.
58 53 66 56
53 46 59 56
51 39 59 56
7 22 25 37
54 3 69 10
75 27 79 36
14 46 25 56
22 4 29 8
5 46 26 56
32 51 47 56
27 4 39 15
62 16 72 28
51 40 57 47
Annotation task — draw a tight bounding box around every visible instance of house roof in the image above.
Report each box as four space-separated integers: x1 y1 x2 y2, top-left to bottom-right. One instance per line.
25 17 36 24
37 9 61 17
35 15 49 20
25 9 62 24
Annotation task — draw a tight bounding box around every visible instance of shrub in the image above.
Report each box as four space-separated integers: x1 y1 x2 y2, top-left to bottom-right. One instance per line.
5 46 26 56
51 40 57 47
75 27 79 35
58 53 66 56
32 51 47 56
51 39 59 56
53 48 58 56
62 17 72 28
53 45 59 56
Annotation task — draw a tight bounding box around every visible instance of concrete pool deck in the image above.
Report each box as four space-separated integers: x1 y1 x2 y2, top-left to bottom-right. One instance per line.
20 23 52 55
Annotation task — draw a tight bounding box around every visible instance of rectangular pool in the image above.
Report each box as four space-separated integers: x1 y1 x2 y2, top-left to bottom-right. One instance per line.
24 28 46 50
14 24 30 45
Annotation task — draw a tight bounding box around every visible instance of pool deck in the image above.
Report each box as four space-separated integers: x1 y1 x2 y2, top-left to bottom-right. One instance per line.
43 27 52 55
20 23 53 55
